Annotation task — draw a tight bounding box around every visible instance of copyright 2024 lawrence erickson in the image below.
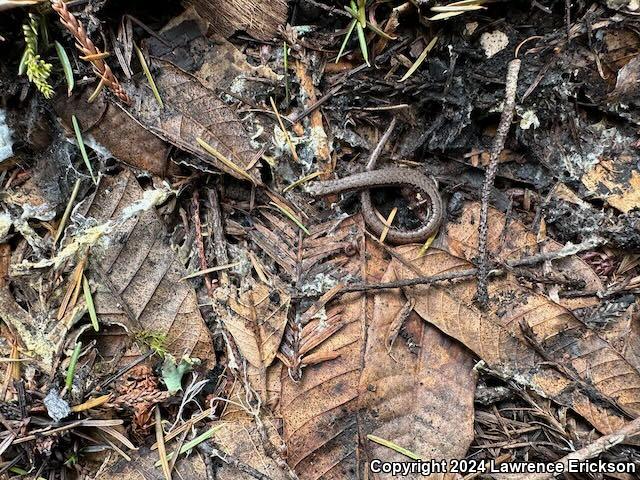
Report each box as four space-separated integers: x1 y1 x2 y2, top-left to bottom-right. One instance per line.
369 458 638 476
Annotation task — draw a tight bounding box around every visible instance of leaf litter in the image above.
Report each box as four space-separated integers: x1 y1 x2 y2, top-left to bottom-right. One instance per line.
1 1 640 479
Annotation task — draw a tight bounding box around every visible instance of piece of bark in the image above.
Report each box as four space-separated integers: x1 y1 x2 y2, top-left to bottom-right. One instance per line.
182 0 288 41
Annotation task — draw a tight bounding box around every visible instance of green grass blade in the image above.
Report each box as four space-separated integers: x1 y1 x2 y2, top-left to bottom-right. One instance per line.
55 41 74 96
356 22 369 66
71 115 97 184
336 19 357 63
65 342 83 390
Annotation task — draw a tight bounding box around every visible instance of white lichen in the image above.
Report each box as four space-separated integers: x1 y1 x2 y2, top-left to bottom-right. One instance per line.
479 30 509 58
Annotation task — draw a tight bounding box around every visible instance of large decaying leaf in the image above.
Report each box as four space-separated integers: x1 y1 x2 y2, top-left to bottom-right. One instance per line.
359 255 476 480
279 219 478 479
224 282 290 369
391 246 640 436
54 90 173 177
99 446 206 480
124 61 260 182
79 169 214 367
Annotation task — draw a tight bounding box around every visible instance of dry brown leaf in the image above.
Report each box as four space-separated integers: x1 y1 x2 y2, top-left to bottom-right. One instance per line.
358 255 476 480
182 0 287 41
54 90 174 177
80 170 214 368
445 202 603 309
124 61 260 183
581 158 640 213
98 446 206 480
280 220 477 479
391 246 640 436
213 419 290 480
225 282 289 368
149 9 279 92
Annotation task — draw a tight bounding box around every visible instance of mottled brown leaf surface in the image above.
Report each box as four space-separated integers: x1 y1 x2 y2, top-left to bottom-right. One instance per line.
224 282 289 368
98 446 206 480
279 218 477 479
54 90 173 177
80 169 214 367
183 0 287 41
445 202 602 309
359 253 476 480
392 246 639 435
125 61 260 182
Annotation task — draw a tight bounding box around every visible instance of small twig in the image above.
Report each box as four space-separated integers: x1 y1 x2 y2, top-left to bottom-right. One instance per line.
475 59 521 308
300 0 352 17
340 238 601 294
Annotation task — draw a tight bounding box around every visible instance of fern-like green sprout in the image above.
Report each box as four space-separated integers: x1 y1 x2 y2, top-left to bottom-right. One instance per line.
21 14 54 98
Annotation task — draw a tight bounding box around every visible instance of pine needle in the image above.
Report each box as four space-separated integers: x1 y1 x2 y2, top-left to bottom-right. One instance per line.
155 426 222 465
196 137 256 185
379 207 397 243
418 231 437 257
54 178 81 245
269 201 310 235
282 170 323 193
83 274 99 331
181 262 240 280
87 77 105 103
155 407 171 480
134 44 163 108
71 115 97 184
400 36 438 82
367 434 421 460
270 96 299 162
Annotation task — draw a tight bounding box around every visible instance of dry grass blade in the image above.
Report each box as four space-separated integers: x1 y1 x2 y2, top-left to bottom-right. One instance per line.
71 394 110 412
181 262 239 280
155 407 171 480
269 97 298 162
83 274 99 331
196 137 256 184
134 44 163 108
400 36 438 82
367 435 421 460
